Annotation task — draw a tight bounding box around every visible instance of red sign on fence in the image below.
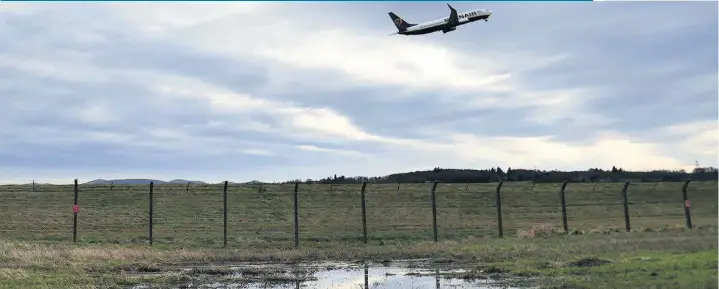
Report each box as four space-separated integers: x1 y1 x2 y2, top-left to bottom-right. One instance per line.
72 205 79 214
684 200 690 208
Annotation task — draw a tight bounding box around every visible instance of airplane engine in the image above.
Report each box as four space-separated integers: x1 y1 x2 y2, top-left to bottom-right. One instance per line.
442 27 456 33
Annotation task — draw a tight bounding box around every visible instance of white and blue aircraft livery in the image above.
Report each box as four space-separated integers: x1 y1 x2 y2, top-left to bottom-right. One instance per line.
389 3 492 35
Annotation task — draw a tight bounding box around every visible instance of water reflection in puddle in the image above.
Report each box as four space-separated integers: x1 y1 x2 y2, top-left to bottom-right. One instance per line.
280 265 515 289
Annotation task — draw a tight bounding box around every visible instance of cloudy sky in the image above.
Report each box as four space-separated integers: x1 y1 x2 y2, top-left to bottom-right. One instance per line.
0 2 717 184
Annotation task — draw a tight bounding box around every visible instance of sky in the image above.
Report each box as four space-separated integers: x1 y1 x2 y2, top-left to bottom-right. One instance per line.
0 1 717 184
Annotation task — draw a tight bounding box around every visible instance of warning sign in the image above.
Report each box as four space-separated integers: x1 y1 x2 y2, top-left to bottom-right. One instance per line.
72 205 79 214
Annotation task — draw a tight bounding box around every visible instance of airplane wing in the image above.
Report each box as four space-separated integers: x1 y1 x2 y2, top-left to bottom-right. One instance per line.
445 3 459 28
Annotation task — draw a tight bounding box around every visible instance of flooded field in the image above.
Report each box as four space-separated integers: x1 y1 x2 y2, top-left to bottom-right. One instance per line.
128 259 534 289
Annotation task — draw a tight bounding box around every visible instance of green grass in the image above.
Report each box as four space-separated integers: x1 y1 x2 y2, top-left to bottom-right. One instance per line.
535 250 718 289
0 229 716 288
0 181 716 247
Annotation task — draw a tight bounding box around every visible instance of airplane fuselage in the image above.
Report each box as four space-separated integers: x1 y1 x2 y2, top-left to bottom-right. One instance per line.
398 9 492 35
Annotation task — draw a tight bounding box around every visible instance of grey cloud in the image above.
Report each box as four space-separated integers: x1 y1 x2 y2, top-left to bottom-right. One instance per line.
0 2 716 181
0 140 296 173
88 40 271 93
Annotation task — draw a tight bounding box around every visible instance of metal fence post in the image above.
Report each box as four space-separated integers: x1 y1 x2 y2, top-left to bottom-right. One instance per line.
431 181 439 242
682 180 692 229
495 181 504 238
223 180 228 247
622 181 631 232
559 181 569 233
360 181 368 244
73 179 79 243
149 181 154 245
293 182 299 247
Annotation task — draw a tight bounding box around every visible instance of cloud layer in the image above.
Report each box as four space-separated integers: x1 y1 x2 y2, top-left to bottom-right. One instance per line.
1 2 717 184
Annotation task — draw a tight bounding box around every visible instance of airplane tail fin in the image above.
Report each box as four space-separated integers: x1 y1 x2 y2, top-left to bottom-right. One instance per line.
388 12 414 32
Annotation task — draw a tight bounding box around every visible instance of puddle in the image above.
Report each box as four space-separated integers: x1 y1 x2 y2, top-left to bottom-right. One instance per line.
128 260 533 289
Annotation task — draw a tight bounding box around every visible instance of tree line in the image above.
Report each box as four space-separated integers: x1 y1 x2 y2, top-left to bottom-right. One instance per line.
281 166 719 184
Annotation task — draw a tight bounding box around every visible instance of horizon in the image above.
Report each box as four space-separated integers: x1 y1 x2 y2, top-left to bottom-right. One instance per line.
2 166 712 185
1 2 717 185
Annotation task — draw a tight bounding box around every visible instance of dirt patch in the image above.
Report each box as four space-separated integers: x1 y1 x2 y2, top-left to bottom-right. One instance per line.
189 267 233 275
263 273 317 283
118 263 162 273
235 267 286 276
146 265 319 287
442 270 489 281
569 257 610 267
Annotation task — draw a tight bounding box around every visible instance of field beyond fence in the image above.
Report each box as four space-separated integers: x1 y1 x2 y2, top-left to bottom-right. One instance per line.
0 181 716 248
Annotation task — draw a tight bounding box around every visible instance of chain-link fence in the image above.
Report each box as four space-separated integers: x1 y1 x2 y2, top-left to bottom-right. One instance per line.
0 180 715 247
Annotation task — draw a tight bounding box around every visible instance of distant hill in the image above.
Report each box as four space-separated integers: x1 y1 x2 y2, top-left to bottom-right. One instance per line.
224 180 263 185
85 179 164 185
167 179 207 184
84 179 207 185
22 182 51 186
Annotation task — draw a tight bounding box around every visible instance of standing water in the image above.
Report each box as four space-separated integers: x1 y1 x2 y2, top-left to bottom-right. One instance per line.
129 260 533 289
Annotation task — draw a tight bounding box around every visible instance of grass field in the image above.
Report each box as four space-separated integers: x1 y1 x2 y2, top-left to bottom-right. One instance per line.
0 230 716 288
0 181 716 247
0 181 716 288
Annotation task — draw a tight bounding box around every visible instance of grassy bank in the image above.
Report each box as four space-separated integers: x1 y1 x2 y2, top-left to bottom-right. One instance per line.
0 181 716 247
0 227 716 288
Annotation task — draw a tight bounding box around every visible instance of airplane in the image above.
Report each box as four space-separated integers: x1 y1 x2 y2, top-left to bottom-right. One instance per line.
388 3 492 36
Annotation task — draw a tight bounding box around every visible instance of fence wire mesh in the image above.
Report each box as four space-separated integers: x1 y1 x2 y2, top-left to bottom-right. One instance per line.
79 184 147 243
0 181 716 246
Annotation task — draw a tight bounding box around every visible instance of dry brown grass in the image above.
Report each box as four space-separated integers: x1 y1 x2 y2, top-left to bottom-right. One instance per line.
0 268 29 279
516 223 564 238
1 228 716 268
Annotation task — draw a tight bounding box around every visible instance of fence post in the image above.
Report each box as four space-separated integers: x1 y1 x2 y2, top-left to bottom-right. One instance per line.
397 182 401 192
621 181 631 232
495 181 504 238
431 181 439 242
32 180 35 192
293 182 299 247
149 181 154 245
110 181 114 192
223 180 228 248
559 180 569 233
682 180 692 229
360 181 368 244
364 264 369 289
73 179 78 243
329 184 333 193
435 268 441 289
186 182 190 192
